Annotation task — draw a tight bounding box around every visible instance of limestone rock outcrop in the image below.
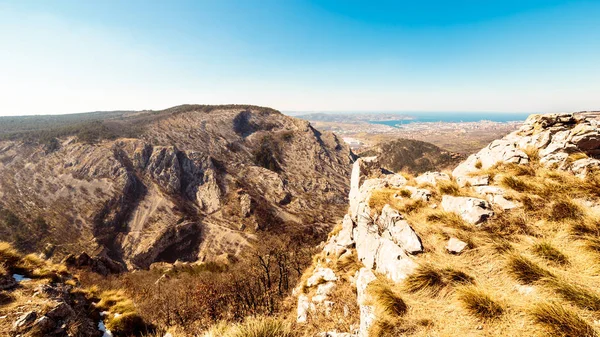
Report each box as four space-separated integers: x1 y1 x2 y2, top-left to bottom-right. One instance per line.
441 196 494 225
296 112 599 337
453 113 600 178
296 157 422 335
415 171 451 186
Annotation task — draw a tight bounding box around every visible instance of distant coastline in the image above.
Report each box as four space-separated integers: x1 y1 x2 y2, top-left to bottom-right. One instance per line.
289 111 534 125
369 112 532 127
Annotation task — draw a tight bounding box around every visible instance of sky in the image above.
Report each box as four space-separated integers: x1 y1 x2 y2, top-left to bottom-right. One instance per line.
1 0 599 116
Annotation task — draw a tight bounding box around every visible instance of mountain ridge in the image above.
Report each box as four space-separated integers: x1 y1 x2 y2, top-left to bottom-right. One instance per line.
0 105 354 270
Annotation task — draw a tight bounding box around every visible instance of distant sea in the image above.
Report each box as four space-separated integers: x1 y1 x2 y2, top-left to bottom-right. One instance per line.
368 112 532 127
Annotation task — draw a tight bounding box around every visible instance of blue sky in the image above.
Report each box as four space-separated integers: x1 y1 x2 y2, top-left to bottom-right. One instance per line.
1 0 599 115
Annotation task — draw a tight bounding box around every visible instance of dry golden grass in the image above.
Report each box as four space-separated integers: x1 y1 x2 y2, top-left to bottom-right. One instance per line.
548 200 585 221
0 242 22 266
230 316 295 337
436 180 461 196
543 277 600 311
369 316 415 337
457 286 504 319
395 199 428 215
20 253 45 268
403 264 473 295
286 158 600 337
368 280 408 317
483 209 536 237
567 151 589 163
368 188 399 213
106 312 147 336
506 254 553 284
96 290 137 314
532 242 569 265
398 188 412 198
523 147 540 163
570 216 600 237
501 175 531 192
425 210 470 231
334 250 362 276
529 301 598 337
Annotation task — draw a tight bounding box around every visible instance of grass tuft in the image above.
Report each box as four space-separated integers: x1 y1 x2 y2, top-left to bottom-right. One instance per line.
529 301 598 337
543 278 600 311
437 180 461 196
404 265 473 295
457 286 504 319
204 316 296 337
369 317 415 337
106 312 148 336
523 147 540 163
506 254 553 284
20 253 45 268
396 199 427 215
368 281 408 317
426 211 470 230
501 175 530 192
549 200 584 221
96 290 137 314
583 236 600 254
334 250 362 275
532 242 568 265
398 189 412 198
570 216 600 237
0 242 22 266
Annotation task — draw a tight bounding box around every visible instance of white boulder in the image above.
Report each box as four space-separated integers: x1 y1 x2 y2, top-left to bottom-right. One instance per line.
441 195 494 225
446 237 468 254
307 267 338 287
415 171 451 186
379 205 422 254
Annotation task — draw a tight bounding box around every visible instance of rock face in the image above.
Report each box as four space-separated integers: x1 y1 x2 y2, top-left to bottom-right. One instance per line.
356 268 377 337
379 205 423 254
296 157 422 335
453 113 600 178
415 171 451 186
441 196 494 225
0 105 353 269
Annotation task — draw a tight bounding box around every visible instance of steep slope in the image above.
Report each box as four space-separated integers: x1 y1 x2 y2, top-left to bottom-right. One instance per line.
0 105 353 269
359 138 463 174
293 113 600 337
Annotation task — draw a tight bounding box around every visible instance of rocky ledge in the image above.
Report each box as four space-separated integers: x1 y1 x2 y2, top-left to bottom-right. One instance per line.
294 113 599 336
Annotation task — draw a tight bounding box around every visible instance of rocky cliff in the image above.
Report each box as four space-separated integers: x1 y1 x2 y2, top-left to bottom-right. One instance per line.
295 113 600 337
0 105 353 269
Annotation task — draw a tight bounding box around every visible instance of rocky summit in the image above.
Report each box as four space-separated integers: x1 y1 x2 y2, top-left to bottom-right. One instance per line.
295 113 600 337
0 105 353 269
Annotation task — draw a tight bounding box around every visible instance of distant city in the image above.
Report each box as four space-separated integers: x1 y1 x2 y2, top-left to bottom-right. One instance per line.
290 111 533 154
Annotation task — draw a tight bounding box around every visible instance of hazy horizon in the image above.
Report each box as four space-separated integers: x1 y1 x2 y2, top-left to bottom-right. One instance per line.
1 1 599 116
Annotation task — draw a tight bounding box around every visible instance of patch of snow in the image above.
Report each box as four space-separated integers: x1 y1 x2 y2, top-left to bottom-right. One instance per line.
13 274 32 282
98 320 113 337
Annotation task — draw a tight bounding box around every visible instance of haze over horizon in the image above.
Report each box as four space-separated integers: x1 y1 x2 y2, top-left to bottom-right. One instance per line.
1 0 599 116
